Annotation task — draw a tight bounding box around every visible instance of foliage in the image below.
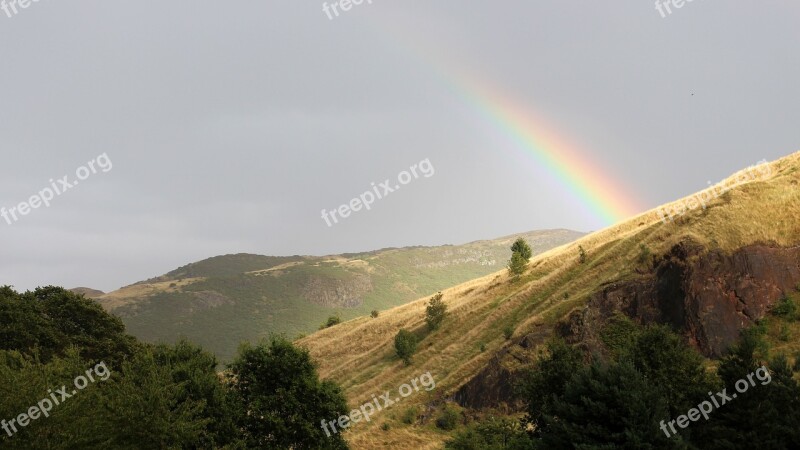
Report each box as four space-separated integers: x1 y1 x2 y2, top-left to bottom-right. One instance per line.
518 339 584 434
539 360 683 449
510 238 533 262
226 336 350 449
436 404 461 430
445 417 533 449
503 325 514 340
425 292 448 331
599 313 641 357
320 314 342 329
394 329 418 365
0 285 137 367
637 243 652 267
772 295 797 320
578 245 587 264
371 309 380 318
507 252 527 279
401 406 418 424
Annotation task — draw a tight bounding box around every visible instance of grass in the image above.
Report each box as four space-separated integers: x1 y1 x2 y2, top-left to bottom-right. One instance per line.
97 230 584 362
298 151 800 449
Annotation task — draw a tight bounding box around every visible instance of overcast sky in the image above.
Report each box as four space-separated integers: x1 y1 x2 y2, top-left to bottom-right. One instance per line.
1 1 797 292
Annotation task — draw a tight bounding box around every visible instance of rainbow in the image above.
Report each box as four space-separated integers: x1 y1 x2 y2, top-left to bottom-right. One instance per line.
452 78 644 225
362 13 646 226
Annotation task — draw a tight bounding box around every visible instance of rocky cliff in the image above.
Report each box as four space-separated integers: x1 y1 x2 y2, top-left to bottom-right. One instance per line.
454 241 800 410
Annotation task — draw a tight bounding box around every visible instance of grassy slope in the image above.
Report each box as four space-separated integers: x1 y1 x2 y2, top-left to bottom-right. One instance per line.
97 230 583 362
299 151 800 449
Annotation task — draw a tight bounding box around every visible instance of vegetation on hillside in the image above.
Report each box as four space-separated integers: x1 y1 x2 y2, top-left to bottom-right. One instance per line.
98 230 584 362
0 286 350 449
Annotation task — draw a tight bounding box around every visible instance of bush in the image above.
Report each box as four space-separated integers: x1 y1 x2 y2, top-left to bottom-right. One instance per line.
507 252 527 279
394 329 417 365
370 310 379 318
381 423 390 431
637 244 652 267
480 343 486 352
503 325 515 340
511 238 533 262
401 406 417 424
425 292 447 331
436 404 460 431
780 324 791 341
445 417 533 449
772 296 797 320
578 246 587 264
320 315 342 330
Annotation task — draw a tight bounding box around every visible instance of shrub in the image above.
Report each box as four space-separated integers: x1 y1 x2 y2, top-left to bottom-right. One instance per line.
425 292 447 331
507 252 527 279
436 404 460 430
511 238 533 262
381 422 390 431
480 343 486 352
394 329 417 365
503 325 514 340
780 324 791 342
772 296 797 320
636 244 652 267
320 315 341 330
445 417 533 449
401 406 417 424
579 246 587 264
371 310 379 318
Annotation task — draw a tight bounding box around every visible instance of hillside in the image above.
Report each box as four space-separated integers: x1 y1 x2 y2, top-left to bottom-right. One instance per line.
95 229 584 362
298 152 800 449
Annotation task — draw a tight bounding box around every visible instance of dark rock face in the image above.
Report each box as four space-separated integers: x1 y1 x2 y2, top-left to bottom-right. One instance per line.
453 324 551 410
454 242 800 410
564 241 800 357
301 274 372 308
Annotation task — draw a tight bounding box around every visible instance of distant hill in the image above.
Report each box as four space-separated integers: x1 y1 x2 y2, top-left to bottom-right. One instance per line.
69 287 105 298
96 229 584 362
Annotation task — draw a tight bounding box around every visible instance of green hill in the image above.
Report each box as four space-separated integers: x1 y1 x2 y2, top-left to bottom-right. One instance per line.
96 229 583 362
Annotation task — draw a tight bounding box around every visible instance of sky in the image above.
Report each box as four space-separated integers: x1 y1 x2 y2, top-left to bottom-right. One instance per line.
1 1 798 292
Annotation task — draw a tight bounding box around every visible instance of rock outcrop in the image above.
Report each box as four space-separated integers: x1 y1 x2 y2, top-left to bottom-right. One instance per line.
454 241 800 410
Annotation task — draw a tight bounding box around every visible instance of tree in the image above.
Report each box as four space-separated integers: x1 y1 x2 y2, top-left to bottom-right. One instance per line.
320 314 341 329
540 360 683 449
696 329 800 449
578 246 587 264
510 238 533 262
518 339 584 434
425 292 447 331
507 252 527 279
371 310 380 318
226 336 349 449
395 329 418 365
0 286 136 367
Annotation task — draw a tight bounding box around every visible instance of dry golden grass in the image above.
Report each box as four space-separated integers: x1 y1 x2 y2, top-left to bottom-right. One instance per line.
299 151 800 449
97 277 205 310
